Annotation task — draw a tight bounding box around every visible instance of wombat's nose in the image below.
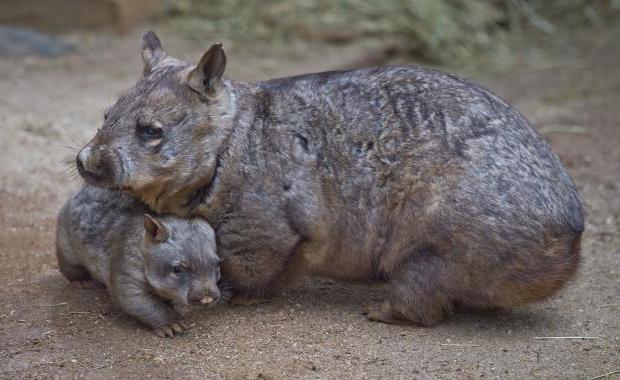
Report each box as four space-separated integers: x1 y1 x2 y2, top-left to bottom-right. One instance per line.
200 296 215 305
76 146 104 179
189 290 220 306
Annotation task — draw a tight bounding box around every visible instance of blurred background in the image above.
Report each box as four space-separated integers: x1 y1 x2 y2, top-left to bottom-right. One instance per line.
165 0 620 68
1 1 619 378
1 0 619 72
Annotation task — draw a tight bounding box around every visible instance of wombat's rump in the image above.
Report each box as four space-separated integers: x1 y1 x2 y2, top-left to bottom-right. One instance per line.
75 32 583 325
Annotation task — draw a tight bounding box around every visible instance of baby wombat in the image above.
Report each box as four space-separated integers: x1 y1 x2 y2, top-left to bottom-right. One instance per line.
56 186 221 337
76 32 584 326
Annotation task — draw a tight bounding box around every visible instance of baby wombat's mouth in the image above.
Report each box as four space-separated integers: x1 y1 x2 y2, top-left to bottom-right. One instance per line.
189 292 220 308
199 296 216 305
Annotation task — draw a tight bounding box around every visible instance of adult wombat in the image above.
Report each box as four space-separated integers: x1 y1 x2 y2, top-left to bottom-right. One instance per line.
76 32 583 326
56 186 221 337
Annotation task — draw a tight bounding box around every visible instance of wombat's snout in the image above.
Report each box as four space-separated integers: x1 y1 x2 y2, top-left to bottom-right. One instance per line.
188 285 220 306
76 146 106 183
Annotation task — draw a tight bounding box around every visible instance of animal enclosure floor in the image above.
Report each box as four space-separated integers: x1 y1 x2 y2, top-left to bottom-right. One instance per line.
0 29 618 379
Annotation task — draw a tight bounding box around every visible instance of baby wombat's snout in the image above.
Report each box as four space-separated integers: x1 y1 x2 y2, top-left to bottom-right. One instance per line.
188 279 220 306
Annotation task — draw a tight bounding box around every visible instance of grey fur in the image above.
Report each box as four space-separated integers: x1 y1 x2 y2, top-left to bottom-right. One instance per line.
76 32 584 325
56 186 221 334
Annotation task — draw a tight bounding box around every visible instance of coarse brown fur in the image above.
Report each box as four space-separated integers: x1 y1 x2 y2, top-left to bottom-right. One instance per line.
75 32 584 326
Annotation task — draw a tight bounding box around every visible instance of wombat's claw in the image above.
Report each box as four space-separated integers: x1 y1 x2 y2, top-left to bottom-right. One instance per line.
176 320 190 330
363 303 398 324
153 322 189 338
71 280 104 289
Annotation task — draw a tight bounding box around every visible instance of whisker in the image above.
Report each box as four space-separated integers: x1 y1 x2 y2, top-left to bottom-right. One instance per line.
218 288 233 304
216 280 234 304
55 119 91 149
65 170 86 191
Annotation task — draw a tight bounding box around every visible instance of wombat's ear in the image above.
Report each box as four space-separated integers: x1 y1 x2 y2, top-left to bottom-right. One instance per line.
187 43 226 97
141 31 167 76
143 214 169 243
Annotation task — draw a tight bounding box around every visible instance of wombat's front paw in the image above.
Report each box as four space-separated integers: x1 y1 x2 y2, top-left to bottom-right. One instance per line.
71 280 105 289
362 303 400 324
153 321 190 338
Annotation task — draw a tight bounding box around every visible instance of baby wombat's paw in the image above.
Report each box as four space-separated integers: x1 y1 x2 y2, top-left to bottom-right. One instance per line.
153 321 190 338
71 280 106 289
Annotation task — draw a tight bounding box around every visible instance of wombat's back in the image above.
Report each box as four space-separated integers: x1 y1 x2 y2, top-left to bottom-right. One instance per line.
258 65 583 302
260 65 583 233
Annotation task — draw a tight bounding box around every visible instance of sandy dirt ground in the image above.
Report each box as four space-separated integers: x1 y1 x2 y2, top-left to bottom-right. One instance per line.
0 27 618 379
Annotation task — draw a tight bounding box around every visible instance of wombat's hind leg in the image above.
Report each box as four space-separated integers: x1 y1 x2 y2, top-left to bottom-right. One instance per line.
71 279 106 289
57 248 92 285
365 254 455 326
57 253 103 289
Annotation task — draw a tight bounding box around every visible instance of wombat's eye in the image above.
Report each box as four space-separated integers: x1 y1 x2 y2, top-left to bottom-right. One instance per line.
137 123 163 140
172 265 183 274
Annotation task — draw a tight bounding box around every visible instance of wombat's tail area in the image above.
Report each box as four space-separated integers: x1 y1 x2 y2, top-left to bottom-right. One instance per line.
499 232 582 307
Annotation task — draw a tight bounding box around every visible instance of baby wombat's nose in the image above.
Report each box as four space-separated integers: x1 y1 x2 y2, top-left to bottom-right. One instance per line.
200 296 215 305
76 146 104 178
189 287 220 306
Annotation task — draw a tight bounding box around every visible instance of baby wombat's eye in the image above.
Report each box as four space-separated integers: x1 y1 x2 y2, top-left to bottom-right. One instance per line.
137 122 163 140
172 264 183 274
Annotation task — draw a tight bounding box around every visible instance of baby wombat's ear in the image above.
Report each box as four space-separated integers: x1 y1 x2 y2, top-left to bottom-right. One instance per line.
187 42 226 98
141 31 167 77
143 214 169 243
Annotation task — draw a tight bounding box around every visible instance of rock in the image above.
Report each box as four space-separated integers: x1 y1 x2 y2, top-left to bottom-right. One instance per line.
0 0 165 33
0 27 74 57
